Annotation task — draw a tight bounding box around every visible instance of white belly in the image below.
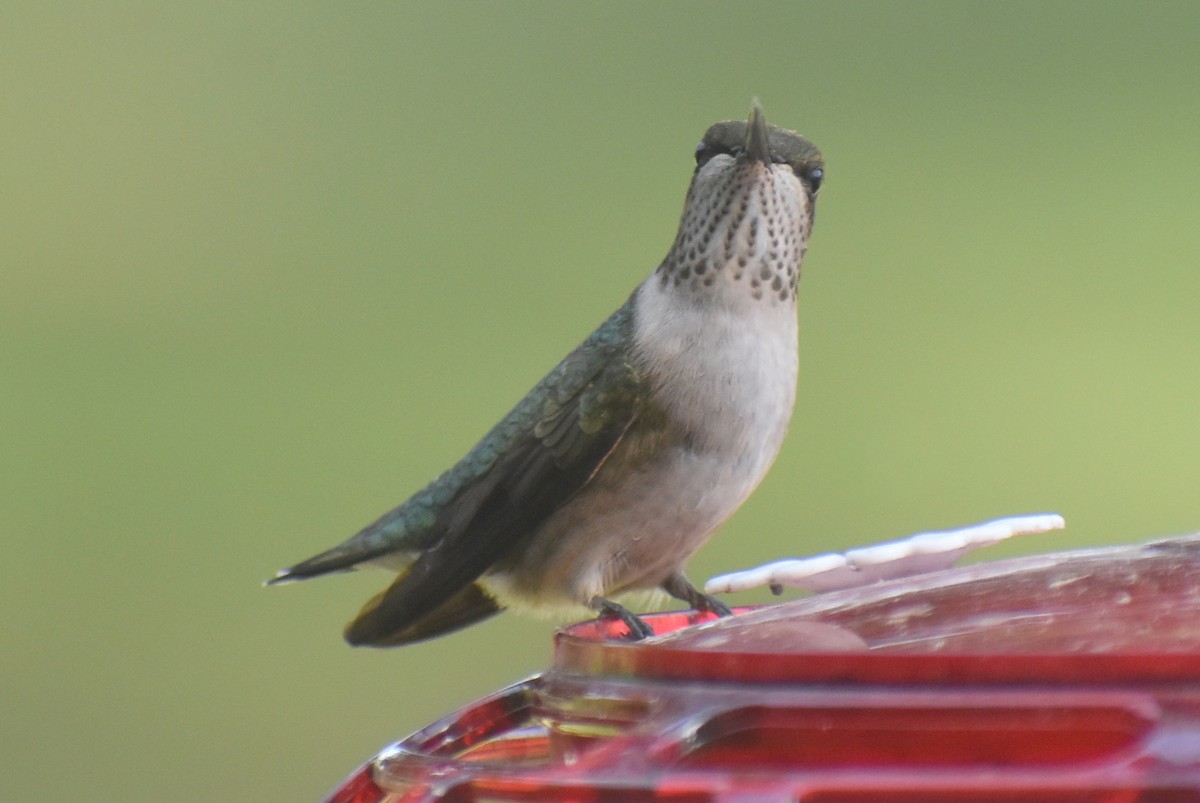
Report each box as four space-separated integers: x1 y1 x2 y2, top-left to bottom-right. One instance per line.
484 278 798 614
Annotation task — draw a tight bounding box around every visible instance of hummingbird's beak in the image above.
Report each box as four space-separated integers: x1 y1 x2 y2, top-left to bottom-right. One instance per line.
744 99 771 164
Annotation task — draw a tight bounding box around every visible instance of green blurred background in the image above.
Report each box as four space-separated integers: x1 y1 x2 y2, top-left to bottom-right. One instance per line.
3 1 1198 799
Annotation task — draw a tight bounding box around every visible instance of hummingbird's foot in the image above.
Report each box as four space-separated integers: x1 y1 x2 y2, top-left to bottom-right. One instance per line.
589 596 654 640
662 571 733 617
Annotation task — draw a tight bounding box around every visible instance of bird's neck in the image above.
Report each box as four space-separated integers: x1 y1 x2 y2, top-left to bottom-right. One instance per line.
653 170 808 311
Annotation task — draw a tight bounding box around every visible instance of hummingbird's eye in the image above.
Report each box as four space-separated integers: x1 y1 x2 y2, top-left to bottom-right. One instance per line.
798 165 824 192
695 140 736 168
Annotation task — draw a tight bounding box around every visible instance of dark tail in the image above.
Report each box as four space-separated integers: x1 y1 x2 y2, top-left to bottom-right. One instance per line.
344 580 504 646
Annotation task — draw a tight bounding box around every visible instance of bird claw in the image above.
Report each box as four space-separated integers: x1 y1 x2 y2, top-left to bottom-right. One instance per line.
698 593 733 617
591 596 654 640
662 571 732 618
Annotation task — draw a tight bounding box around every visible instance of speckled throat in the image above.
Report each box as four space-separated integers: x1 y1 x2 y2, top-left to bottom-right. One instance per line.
657 163 809 304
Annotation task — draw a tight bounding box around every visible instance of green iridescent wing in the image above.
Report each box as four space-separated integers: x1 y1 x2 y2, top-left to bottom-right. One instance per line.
273 300 647 645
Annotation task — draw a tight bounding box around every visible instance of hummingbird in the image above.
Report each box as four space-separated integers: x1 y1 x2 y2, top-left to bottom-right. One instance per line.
268 101 824 647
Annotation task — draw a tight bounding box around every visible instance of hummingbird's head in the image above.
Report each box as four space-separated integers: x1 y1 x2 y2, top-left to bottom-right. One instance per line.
658 101 823 305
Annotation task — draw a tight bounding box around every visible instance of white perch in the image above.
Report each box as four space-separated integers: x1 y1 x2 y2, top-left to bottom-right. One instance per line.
704 513 1066 595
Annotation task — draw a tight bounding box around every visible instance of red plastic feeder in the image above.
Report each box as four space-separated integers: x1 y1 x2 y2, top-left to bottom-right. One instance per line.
327 535 1200 802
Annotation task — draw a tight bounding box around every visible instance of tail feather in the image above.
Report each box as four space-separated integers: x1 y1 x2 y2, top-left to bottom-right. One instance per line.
344 580 504 647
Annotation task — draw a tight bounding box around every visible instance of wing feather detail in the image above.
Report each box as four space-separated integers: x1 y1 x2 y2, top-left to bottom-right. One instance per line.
279 300 648 645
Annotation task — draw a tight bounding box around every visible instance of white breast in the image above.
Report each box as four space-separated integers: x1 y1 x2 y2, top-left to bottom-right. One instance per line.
631 277 799 466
